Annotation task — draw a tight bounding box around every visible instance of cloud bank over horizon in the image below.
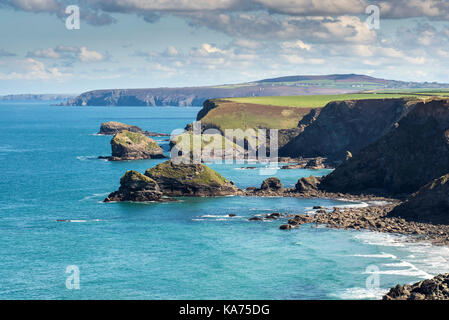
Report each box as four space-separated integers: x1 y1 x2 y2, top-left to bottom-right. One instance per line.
1 0 449 94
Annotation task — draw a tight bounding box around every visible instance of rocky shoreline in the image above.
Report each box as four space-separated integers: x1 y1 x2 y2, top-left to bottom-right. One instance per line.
383 274 449 300
278 204 449 246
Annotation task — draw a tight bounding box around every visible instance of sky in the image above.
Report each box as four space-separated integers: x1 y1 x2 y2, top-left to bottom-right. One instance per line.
0 0 449 95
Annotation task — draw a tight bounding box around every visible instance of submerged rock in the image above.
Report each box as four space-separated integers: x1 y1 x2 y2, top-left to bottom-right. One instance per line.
383 274 449 300
144 160 242 197
99 121 144 135
104 171 163 202
107 130 165 161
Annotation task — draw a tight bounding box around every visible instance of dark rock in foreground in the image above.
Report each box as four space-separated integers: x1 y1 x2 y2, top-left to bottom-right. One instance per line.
391 174 449 224
105 171 163 202
383 274 449 300
285 204 449 245
106 130 165 161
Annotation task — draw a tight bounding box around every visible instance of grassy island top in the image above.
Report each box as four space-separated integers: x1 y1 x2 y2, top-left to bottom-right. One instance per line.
112 130 160 150
145 160 229 186
121 170 157 185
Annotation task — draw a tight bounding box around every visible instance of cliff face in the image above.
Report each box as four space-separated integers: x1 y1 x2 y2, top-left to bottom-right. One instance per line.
279 98 413 161
390 174 449 224
320 99 449 196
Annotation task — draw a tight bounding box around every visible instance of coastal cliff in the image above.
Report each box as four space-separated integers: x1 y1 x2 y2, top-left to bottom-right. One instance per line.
279 98 414 161
391 174 449 224
319 98 449 196
61 74 449 107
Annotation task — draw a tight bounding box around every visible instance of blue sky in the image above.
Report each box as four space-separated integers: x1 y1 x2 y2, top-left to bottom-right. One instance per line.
1 0 449 95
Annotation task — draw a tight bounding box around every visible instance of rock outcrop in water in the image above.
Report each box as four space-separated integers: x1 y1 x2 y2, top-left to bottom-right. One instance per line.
279 98 414 161
99 121 144 135
319 98 449 196
145 160 242 197
383 274 449 300
246 177 285 196
99 121 168 137
390 174 449 224
104 171 163 202
105 160 242 201
105 130 165 161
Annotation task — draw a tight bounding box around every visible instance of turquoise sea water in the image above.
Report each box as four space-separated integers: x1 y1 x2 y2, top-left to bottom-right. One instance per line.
1 104 449 300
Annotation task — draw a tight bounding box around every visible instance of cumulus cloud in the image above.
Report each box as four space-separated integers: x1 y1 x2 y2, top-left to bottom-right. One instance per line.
282 40 311 51
2 0 449 29
27 46 106 63
0 58 69 80
79 46 105 62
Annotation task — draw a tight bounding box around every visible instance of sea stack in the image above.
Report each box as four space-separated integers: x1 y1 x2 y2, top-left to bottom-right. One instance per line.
105 160 242 202
104 171 163 202
106 130 165 161
145 160 242 197
99 121 144 135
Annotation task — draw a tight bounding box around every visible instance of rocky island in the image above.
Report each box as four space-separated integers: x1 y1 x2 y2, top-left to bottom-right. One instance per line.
99 121 168 137
105 160 242 201
105 171 163 202
101 130 165 161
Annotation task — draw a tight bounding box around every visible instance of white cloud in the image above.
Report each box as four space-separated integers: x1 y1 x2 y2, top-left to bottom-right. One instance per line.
282 40 311 51
0 58 69 80
79 47 105 62
27 46 106 63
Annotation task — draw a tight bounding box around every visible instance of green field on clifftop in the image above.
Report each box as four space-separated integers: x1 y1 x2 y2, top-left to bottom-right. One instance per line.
226 93 425 108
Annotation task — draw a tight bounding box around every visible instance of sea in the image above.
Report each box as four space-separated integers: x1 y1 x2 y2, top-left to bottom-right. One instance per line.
0 103 448 300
